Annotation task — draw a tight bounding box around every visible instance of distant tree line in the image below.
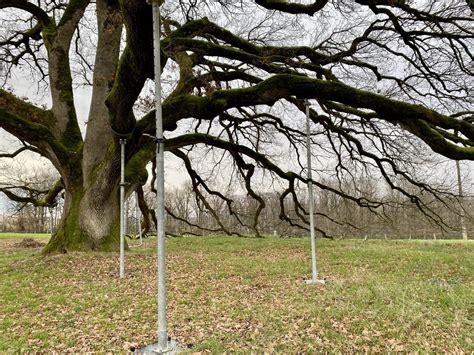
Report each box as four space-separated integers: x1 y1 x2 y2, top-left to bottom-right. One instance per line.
160 180 473 240
2 170 472 240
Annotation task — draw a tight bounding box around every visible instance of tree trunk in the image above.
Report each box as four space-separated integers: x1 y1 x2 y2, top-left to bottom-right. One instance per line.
42 0 125 254
43 169 123 253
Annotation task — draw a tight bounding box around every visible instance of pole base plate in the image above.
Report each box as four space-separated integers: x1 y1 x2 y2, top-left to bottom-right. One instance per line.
135 339 181 354
304 278 326 285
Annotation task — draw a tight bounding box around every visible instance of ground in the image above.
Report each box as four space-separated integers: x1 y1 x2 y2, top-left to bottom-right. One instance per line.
0 233 473 352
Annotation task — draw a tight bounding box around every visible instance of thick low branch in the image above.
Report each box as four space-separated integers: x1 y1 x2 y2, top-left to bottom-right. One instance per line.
139 74 474 160
254 0 328 15
0 179 63 207
0 0 51 25
2 63 83 185
0 144 41 158
0 89 73 165
254 0 404 15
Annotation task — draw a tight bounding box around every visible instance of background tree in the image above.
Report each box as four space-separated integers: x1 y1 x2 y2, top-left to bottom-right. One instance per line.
0 0 472 252
0 155 61 232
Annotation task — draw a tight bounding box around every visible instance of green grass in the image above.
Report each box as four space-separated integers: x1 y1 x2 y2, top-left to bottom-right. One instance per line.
0 236 472 352
0 232 51 240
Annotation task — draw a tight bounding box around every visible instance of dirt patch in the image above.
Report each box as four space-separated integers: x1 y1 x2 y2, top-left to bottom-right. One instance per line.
14 238 45 248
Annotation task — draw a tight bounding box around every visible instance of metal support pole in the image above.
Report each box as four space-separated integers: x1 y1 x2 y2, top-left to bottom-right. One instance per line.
136 192 143 245
119 138 126 278
456 159 468 240
455 130 468 241
303 100 325 285
125 197 129 236
49 206 54 236
152 2 169 351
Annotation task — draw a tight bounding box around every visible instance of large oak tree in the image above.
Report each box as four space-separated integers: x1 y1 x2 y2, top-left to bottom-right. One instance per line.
0 0 472 252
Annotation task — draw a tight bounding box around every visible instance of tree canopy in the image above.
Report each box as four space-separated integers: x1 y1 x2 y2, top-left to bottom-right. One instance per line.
0 0 473 251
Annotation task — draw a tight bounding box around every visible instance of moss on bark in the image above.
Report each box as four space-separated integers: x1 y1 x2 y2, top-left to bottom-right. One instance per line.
43 187 122 254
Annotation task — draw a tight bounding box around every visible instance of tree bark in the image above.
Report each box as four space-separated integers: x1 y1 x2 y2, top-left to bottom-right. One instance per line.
43 160 123 253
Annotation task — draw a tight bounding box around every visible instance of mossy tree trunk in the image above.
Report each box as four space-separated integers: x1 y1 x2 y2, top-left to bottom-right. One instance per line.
0 0 132 253
42 171 121 253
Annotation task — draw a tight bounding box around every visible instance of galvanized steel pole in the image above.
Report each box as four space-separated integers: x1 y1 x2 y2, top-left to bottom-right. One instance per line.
136 192 143 245
119 138 126 278
304 100 318 282
49 206 54 236
455 131 468 241
152 2 168 350
456 160 468 240
124 197 128 236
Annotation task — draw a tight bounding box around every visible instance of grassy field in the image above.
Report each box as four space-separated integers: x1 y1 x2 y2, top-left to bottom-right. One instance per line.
0 232 50 240
0 235 472 352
